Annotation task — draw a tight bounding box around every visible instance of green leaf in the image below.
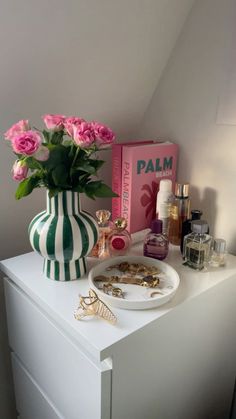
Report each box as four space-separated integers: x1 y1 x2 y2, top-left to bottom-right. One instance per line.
41 145 71 171
42 130 64 145
24 157 42 170
51 131 64 145
72 184 84 193
84 181 102 199
74 162 96 175
15 176 41 200
91 159 105 171
51 165 70 188
48 188 61 198
92 183 119 198
42 130 51 143
84 181 118 199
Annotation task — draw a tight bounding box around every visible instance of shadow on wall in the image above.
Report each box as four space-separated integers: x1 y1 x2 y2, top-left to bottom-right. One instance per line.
189 186 217 235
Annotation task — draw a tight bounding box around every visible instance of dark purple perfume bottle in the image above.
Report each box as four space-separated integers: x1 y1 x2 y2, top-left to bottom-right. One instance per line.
143 219 169 260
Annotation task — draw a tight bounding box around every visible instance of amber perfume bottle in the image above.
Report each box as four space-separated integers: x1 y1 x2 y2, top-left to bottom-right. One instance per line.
169 183 190 246
168 205 180 245
108 218 131 256
90 209 112 258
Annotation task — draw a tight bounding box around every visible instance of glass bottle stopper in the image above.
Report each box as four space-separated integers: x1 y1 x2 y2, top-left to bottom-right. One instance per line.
113 217 127 231
96 210 111 226
191 220 209 234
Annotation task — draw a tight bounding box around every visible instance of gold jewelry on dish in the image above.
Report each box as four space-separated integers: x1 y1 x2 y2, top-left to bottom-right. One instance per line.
102 283 124 298
106 262 160 276
94 274 159 288
74 289 117 324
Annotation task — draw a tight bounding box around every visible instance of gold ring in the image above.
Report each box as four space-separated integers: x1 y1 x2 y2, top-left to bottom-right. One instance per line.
150 291 163 298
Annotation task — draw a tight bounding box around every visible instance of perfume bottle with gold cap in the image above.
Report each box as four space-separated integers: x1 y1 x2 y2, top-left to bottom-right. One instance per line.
108 218 132 256
90 209 112 258
169 182 190 246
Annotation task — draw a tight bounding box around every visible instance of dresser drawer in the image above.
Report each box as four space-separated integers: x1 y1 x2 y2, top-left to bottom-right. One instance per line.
4 279 111 419
12 353 62 419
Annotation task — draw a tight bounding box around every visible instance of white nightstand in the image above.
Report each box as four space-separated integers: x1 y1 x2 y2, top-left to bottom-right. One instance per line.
1 244 236 419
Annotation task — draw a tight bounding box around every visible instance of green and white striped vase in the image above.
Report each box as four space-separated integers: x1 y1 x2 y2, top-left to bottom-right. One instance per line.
28 190 99 281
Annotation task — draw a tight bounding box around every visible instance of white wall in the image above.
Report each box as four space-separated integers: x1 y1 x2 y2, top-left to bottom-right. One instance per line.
0 1 194 418
0 0 194 260
141 0 236 255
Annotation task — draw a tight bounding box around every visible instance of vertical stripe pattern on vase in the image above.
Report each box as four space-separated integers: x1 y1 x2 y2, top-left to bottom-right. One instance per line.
28 191 98 281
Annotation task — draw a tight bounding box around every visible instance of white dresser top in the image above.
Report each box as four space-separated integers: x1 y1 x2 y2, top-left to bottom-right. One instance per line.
1 244 236 361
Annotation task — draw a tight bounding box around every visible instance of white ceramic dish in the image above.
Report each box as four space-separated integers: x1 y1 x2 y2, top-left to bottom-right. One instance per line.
88 256 180 310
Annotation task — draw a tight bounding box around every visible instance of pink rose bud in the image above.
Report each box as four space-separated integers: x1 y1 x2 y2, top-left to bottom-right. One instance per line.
92 122 115 145
11 131 42 156
64 117 85 137
12 160 28 181
42 114 65 131
73 122 96 148
4 119 30 140
33 145 50 161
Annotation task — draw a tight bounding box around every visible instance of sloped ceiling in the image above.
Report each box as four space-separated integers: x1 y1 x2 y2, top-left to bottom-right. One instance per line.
0 0 195 138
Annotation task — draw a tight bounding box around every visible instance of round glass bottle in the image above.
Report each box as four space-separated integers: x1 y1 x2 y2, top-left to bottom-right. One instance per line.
108 218 131 256
143 219 169 260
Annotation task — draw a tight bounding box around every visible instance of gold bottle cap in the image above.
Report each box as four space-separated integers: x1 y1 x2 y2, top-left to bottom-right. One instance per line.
114 217 127 231
96 209 111 226
175 183 189 198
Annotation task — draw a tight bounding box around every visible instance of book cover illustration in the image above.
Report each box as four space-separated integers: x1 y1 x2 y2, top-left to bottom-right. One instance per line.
119 142 178 233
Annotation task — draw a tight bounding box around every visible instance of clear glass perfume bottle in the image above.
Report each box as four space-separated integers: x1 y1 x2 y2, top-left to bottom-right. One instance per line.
180 209 203 254
158 202 171 236
90 209 112 258
108 218 131 256
143 219 169 260
210 238 226 267
183 220 212 270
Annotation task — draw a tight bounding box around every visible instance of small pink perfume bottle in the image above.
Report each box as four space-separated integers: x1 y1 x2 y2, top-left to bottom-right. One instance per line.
143 219 169 260
90 210 112 258
108 218 132 256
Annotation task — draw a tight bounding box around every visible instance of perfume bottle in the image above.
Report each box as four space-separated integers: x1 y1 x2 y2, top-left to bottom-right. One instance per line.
158 202 171 236
156 179 174 216
169 183 190 246
168 204 179 245
90 209 112 258
210 239 226 267
183 220 212 270
180 209 203 254
143 219 169 260
108 218 131 256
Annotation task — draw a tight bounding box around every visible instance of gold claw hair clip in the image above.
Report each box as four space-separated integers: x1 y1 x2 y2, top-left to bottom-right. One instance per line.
74 289 117 325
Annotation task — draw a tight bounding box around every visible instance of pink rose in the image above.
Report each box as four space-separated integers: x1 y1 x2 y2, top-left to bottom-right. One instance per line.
73 122 95 148
11 131 42 156
4 119 30 140
12 160 28 181
92 122 115 145
42 114 65 131
33 145 50 161
64 117 85 137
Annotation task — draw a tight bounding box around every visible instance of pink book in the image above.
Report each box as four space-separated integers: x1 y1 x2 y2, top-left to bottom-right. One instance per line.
121 141 178 233
112 141 153 220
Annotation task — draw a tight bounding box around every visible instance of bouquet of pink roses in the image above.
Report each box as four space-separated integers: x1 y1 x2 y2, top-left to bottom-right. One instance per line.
4 114 117 200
